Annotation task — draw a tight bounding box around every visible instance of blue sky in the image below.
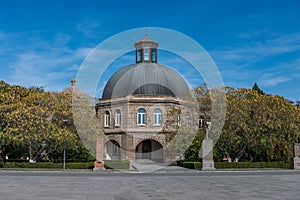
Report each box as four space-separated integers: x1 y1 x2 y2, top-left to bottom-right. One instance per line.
0 0 299 102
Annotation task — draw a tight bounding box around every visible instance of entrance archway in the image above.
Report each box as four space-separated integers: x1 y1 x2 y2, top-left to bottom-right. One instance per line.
135 139 163 162
106 140 121 160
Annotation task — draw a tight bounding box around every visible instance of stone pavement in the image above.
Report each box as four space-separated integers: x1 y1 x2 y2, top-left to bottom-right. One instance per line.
0 167 300 200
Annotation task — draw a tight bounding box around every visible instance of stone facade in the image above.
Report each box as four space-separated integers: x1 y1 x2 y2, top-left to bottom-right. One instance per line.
96 95 191 163
95 35 198 164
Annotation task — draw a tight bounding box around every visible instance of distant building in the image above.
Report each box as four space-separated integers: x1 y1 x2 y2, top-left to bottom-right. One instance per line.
96 35 194 163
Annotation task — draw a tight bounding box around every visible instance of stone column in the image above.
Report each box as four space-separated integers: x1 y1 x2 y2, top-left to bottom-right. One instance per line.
202 139 215 171
94 136 105 170
294 143 300 170
122 134 135 164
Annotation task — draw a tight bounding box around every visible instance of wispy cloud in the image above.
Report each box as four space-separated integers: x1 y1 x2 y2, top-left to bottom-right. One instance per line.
259 73 291 87
209 31 300 89
211 31 300 67
0 30 93 91
76 20 103 38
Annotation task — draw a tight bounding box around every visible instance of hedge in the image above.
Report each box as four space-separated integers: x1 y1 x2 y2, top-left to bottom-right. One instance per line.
104 160 130 169
177 161 291 169
177 161 202 169
215 161 290 169
1 160 130 170
1 162 94 169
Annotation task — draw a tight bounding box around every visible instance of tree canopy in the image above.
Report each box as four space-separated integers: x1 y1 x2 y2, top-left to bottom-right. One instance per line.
196 86 299 162
0 80 95 162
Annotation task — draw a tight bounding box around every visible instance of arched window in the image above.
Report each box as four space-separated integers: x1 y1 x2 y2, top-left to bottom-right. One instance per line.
151 49 157 62
115 109 121 127
186 112 190 127
137 49 142 63
104 111 110 127
186 116 190 127
137 108 146 125
144 48 149 61
154 108 162 126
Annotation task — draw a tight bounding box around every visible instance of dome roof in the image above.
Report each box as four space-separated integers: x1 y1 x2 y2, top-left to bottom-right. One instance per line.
102 63 189 99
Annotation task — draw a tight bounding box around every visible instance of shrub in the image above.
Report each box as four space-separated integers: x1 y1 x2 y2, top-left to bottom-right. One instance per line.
66 162 94 169
104 160 130 169
177 161 202 169
2 162 94 169
177 161 290 169
3 162 62 168
215 161 290 169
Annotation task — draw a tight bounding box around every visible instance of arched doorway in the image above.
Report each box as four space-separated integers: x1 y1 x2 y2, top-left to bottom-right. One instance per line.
135 139 163 162
106 140 121 160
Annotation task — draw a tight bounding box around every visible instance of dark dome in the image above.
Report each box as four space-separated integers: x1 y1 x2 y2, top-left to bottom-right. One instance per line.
102 63 189 99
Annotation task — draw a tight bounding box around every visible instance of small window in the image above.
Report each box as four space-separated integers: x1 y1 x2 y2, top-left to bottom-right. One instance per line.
137 108 146 125
154 108 162 125
177 115 181 126
186 116 190 127
151 49 156 62
104 111 110 127
144 48 149 61
115 109 121 127
137 49 142 62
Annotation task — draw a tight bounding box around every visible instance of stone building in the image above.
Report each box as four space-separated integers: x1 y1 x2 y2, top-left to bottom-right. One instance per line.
96 35 194 163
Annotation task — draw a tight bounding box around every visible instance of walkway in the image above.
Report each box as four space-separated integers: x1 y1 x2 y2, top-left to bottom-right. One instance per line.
0 168 300 199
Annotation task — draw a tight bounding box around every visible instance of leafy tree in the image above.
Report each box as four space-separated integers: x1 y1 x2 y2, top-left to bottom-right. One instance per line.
215 87 299 162
0 80 96 162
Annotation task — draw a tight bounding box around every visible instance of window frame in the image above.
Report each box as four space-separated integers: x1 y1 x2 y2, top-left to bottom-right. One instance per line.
104 111 110 127
115 109 121 127
177 115 181 126
137 108 146 125
144 47 149 61
137 49 142 63
151 48 157 62
153 108 162 126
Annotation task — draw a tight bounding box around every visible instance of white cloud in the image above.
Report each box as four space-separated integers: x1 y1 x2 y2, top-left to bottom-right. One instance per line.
207 31 300 90
211 31 300 68
260 73 291 87
0 30 93 91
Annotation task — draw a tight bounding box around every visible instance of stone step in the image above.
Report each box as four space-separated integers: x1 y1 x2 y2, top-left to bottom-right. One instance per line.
135 159 157 164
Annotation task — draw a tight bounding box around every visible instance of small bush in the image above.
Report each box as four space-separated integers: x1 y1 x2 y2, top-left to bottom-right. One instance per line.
2 162 94 169
66 162 94 169
177 161 202 169
177 161 290 169
3 162 61 168
215 161 290 169
104 160 130 169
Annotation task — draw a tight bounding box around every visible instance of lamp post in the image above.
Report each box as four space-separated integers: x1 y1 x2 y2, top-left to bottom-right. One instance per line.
62 119 68 170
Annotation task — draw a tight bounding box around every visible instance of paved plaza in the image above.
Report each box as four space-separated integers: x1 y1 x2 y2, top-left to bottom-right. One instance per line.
0 167 300 200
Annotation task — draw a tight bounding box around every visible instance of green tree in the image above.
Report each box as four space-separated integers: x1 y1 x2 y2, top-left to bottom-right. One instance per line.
215 87 300 162
252 82 265 95
0 80 96 162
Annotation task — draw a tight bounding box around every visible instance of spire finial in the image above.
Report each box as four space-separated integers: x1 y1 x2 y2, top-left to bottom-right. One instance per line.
71 78 76 88
145 27 148 37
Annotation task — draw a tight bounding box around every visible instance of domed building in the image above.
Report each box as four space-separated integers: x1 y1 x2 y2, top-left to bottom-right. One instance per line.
96 35 192 163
